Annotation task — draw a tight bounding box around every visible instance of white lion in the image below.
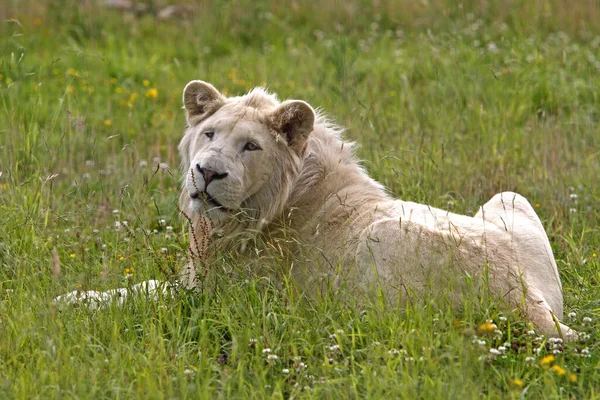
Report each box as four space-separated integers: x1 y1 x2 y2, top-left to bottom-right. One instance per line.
56 80 576 340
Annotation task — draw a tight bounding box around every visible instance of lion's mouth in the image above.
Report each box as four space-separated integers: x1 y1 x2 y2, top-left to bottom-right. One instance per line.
190 191 230 212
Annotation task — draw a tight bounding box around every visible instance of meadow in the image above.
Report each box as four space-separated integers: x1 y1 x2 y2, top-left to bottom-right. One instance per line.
0 0 599 398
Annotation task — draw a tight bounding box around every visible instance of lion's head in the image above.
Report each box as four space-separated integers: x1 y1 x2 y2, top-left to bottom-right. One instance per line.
178 81 316 228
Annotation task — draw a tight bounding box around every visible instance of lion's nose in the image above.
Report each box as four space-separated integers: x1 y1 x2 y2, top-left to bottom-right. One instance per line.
196 164 228 186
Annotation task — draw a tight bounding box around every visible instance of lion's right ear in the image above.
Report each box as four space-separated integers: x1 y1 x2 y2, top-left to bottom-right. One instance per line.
182 80 225 125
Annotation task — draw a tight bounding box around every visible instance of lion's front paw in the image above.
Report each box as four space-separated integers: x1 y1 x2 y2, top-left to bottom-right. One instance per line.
53 288 125 310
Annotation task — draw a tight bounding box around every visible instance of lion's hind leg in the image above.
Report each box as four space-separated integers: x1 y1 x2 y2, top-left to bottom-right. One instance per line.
476 192 577 340
524 288 578 341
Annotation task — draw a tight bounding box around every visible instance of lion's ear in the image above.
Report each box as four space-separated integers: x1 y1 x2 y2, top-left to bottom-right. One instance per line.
270 100 315 153
183 80 225 124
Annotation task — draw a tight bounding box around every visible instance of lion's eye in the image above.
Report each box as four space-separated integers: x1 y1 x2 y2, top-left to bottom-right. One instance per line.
204 131 215 139
244 141 261 151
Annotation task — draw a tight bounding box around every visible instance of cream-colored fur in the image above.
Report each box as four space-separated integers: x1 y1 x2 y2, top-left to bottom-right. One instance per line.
56 81 576 340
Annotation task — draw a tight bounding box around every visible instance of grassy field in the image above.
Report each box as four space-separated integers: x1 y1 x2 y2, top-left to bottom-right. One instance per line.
1 0 599 398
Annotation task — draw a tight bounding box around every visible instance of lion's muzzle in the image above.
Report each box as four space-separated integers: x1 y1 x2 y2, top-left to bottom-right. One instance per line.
196 164 228 186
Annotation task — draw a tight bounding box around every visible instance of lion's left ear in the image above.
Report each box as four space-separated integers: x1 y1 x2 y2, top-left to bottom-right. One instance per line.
183 80 225 125
269 100 315 153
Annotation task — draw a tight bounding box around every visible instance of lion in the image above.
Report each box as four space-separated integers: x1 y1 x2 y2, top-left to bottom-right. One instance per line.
56 80 576 340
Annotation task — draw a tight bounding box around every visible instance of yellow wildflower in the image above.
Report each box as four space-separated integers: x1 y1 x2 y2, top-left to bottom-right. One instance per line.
568 373 577 383
66 86 74 94
115 87 123 94
540 354 555 367
5 77 13 84
143 79 150 87
477 321 496 334
110 77 117 84
104 119 112 127
510 379 523 387
129 92 138 103
535 203 540 208
145 88 158 99
551 365 566 376
70 253 76 258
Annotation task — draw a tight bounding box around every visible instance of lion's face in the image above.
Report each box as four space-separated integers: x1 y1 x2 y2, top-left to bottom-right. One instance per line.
183 111 285 214
179 81 315 223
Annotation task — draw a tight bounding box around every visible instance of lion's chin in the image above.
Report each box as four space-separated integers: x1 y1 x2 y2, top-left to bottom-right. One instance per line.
188 191 234 215
203 192 230 212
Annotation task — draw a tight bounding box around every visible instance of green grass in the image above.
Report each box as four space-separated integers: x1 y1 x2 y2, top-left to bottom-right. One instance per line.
1 0 599 398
